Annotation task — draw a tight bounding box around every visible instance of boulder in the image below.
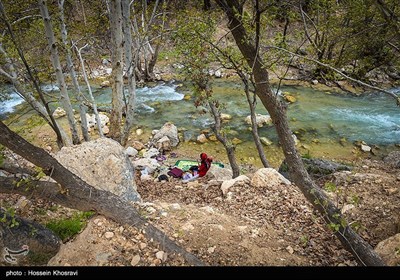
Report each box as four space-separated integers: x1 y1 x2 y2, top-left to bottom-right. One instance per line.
143 148 159 158
251 168 291 188
100 80 110 87
52 107 66 118
220 113 232 121
151 123 179 147
260 137 273 146
131 158 160 174
206 165 233 181
125 147 138 157
131 141 146 151
86 113 109 129
245 114 272 127
156 136 172 152
197 134 208 143
55 138 140 202
361 144 371 152
221 175 250 195
375 233 400 266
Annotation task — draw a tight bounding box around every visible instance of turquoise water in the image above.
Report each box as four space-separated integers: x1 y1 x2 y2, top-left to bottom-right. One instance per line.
1 80 400 147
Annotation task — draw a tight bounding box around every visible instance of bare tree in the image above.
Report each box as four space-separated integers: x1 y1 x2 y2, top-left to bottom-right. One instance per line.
0 0 70 147
58 0 90 141
75 43 104 137
215 0 385 266
108 0 124 142
39 0 80 145
121 0 137 146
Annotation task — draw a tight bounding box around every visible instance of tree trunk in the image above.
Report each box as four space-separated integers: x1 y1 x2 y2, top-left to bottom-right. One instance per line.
244 88 270 168
121 0 137 146
76 44 104 137
216 0 385 266
109 0 124 143
0 121 204 266
208 101 240 178
0 3 69 147
0 208 61 265
39 0 80 145
58 0 90 142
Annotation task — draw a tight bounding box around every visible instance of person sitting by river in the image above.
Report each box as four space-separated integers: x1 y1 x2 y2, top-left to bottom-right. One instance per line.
189 153 213 178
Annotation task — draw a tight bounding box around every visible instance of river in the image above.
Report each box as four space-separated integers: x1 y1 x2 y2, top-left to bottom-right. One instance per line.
1 80 399 166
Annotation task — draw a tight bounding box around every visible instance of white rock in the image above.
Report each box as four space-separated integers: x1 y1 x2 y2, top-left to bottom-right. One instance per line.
143 148 159 158
104 232 114 239
214 70 222 78
200 206 215 213
260 137 273 146
220 113 231 120
251 168 291 188
55 138 140 202
125 147 138 157
197 133 208 143
100 80 110 87
131 255 140 266
220 175 250 195
151 123 179 147
182 222 194 231
136 129 143 136
141 174 153 181
156 136 172 151
286 245 294 254
361 144 371 152
207 246 216 254
245 114 272 127
169 203 181 211
156 251 167 262
102 125 109 135
52 107 66 118
207 165 233 181
132 158 160 174
146 207 156 214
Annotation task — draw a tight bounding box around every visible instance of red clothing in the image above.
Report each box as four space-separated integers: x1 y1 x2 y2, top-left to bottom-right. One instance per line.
198 157 212 177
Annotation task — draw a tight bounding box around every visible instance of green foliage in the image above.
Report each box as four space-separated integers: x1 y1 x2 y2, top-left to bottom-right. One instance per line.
300 235 310 247
328 222 340 232
0 207 20 228
46 211 94 242
350 221 363 232
301 150 312 159
324 182 337 193
349 195 360 206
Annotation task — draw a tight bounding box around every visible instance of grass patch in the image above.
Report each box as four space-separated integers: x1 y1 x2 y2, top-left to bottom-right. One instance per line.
46 211 95 242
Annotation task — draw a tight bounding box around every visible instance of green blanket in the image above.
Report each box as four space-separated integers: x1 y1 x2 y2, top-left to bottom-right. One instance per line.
174 160 224 171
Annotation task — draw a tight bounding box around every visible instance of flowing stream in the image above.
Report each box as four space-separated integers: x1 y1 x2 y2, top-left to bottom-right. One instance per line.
1 80 399 166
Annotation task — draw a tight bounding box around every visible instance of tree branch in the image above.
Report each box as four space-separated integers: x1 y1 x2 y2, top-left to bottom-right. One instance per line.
268 45 400 105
